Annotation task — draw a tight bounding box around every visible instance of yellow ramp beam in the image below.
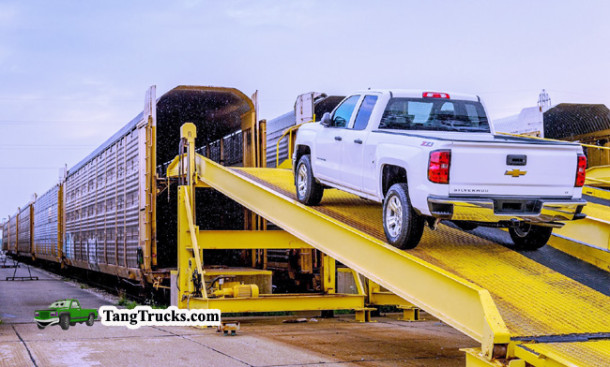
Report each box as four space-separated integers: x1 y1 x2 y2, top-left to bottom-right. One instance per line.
195 155 509 359
551 201 610 271
198 230 312 249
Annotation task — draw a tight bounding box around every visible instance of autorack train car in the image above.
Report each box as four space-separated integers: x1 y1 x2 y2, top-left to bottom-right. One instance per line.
2 85 260 287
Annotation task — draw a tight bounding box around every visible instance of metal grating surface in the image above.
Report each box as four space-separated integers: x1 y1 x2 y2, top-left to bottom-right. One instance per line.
236 168 610 339
65 127 140 269
8 214 17 252
34 185 59 259
1 222 7 251
17 205 31 254
519 340 610 367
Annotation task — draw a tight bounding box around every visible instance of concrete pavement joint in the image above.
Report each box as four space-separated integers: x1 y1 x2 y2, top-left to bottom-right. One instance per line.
12 325 38 367
259 355 463 366
151 326 253 366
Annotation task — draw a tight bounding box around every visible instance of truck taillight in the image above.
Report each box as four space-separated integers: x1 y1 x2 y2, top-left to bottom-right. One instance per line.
423 92 450 99
429 150 451 184
575 154 587 187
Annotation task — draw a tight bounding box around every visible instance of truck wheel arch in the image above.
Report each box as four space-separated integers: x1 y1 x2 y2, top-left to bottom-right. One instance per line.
295 145 311 165
381 164 408 197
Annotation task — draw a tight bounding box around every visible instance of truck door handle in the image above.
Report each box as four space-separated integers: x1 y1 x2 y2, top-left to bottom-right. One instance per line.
354 139 363 144
334 136 342 141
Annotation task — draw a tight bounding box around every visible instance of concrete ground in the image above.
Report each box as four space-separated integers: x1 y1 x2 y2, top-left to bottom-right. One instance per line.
0 264 477 367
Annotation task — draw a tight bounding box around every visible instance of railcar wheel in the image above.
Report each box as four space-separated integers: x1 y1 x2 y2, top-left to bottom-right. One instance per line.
509 223 552 251
295 154 324 205
383 183 425 249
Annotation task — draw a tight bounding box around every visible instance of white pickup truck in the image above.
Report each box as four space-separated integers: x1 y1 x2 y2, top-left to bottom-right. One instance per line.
292 90 587 250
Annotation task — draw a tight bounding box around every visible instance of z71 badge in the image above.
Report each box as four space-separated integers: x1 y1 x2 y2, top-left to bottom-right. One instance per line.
421 141 434 147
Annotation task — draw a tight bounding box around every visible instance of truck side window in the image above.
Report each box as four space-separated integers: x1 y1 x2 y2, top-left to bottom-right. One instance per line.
352 95 378 130
332 95 359 128
72 300 80 309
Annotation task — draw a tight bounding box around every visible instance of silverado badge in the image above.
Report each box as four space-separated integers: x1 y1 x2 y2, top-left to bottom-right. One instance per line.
505 169 527 177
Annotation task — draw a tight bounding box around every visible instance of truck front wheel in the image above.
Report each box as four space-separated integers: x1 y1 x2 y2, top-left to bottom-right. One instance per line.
383 183 425 249
295 154 324 205
59 314 70 330
509 223 552 251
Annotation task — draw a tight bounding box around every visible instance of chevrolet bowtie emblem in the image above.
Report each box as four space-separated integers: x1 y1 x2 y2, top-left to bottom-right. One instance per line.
505 169 527 177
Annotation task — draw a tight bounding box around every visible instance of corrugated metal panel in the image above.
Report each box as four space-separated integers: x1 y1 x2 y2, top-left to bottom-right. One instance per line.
70 112 143 174
17 205 32 255
265 95 345 168
266 111 295 168
544 103 610 140
64 126 140 270
34 185 59 259
8 215 17 253
1 222 7 251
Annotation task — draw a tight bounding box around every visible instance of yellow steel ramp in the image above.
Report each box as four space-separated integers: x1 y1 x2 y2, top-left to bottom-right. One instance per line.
193 157 610 366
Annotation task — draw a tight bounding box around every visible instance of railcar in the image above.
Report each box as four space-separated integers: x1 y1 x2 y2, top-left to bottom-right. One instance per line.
3 85 259 287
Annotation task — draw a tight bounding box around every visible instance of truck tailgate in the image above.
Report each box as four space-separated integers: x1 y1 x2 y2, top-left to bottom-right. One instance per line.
448 141 580 198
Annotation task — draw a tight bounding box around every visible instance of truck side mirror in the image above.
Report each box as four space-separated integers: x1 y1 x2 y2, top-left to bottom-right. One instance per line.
321 112 332 127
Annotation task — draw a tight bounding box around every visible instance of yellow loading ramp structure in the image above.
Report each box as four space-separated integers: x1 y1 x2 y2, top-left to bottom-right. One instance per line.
173 124 610 367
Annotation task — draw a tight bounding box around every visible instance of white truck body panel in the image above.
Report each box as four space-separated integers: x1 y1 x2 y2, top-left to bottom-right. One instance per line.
294 89 585 222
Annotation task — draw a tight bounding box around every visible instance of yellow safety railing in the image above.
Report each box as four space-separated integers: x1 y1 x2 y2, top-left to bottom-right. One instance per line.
497 131 610 151
498 132 610 188
275 115 315 168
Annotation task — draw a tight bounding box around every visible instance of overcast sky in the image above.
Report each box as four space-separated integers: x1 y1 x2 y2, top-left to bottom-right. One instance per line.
1 0 609 219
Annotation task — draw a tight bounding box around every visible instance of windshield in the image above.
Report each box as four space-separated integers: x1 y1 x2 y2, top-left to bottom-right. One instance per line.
49 300 68 308
379 98 490 132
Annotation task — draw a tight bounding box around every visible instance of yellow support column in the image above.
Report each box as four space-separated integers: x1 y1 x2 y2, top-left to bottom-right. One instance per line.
176 123 207 309
321 253 335 294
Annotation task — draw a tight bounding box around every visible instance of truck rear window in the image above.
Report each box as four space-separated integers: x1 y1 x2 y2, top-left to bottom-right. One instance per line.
379 98 490 132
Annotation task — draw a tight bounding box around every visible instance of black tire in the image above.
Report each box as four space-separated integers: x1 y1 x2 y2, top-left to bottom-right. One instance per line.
37 324 45 330
86 313 95 326
509 223 552 251
454 221 478 231
59 314 70 330
295 154 324 205
382 183 425 249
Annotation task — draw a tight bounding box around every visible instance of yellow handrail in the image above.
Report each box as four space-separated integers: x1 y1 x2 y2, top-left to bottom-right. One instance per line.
497 132 610 187
496 132 610 151
275 115 316 168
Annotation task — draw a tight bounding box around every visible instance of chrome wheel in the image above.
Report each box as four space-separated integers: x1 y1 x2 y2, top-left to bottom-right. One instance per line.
297 163 308 198
385 195 403 238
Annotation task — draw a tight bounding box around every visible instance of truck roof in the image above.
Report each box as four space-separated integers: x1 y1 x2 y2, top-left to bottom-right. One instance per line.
354 89 480 102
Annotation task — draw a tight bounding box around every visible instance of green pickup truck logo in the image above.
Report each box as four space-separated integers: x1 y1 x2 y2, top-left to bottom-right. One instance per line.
34 299 98 330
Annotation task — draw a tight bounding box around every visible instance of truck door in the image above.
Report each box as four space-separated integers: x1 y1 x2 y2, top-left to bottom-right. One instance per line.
314 95 359 183
71 300 82 319
340 95 379 192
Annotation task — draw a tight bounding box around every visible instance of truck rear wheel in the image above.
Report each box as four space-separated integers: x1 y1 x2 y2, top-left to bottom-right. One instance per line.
59 314 70 330
509 223 552 251
295 154 324 205
86 313 95 326
383 183 425 249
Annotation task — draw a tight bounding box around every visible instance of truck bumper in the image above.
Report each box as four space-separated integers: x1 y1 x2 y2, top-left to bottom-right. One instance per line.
35 317 59 328
427 197 587 223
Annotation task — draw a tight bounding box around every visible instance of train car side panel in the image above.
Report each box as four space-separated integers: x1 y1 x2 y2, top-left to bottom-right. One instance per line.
64 124 142 279
34 185 60 262
17 204 33 256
